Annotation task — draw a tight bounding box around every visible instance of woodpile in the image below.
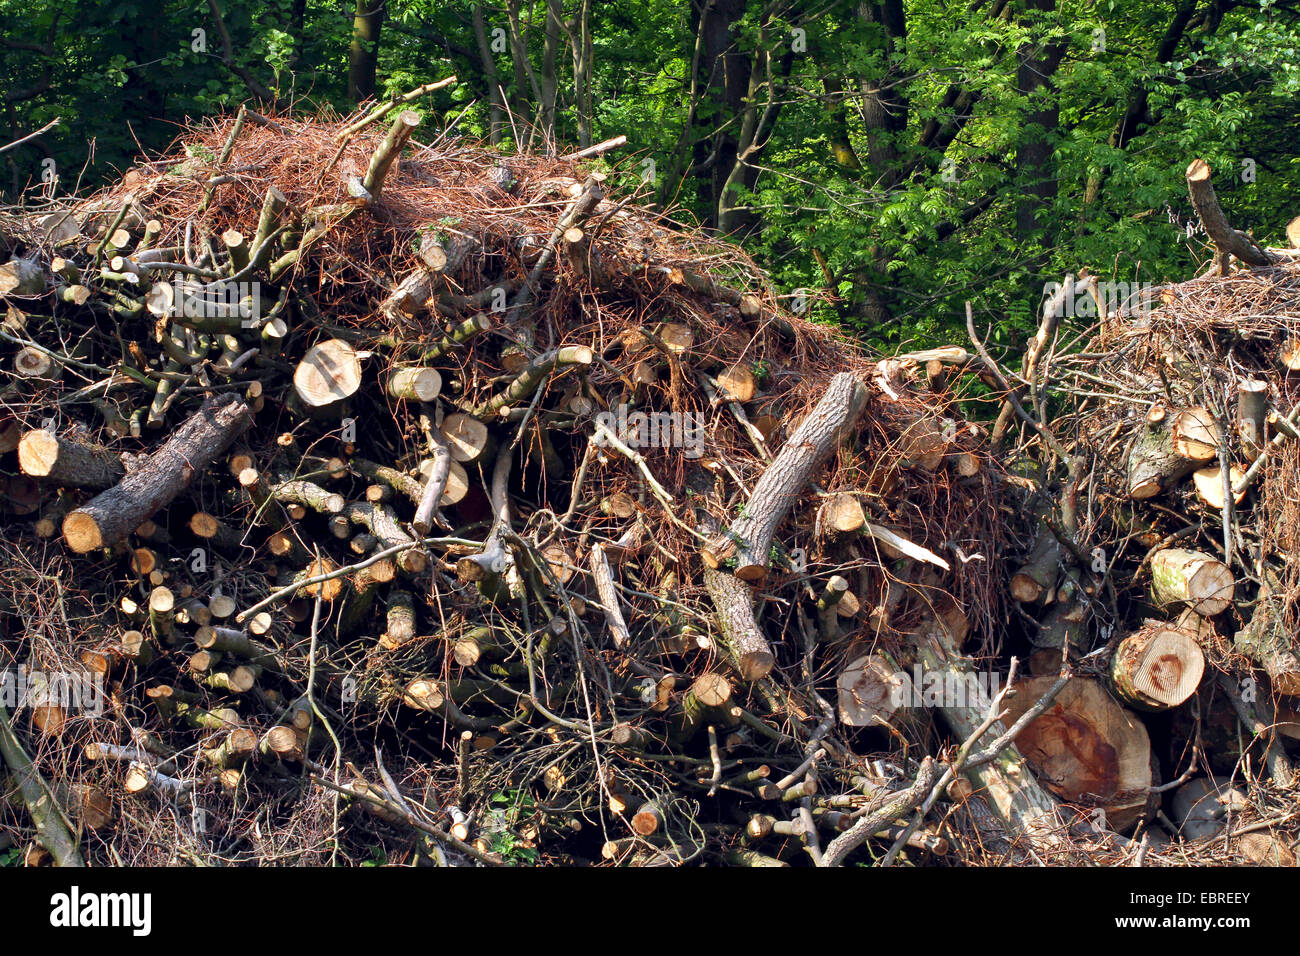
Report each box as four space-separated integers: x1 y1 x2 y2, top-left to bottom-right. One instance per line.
0 99 1025 867
954 158 1300 855
0 100 1295 867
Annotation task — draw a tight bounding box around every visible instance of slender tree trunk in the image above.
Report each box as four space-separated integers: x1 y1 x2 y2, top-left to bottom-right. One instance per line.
571 0 593 148
473 4 507 146
540 0 563 146
347 0 386 104
1013 0 1066 243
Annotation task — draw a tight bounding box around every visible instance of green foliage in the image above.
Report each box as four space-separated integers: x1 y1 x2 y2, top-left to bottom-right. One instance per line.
482 789 539 866
1 0 1296 354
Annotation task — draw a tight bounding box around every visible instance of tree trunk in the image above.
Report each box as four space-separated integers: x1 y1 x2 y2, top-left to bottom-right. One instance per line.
703 567 774 681
347 0 385 104
63 394 251 553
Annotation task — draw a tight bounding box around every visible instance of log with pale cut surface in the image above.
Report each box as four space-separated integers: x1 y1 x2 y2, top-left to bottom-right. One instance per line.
18 430 125 489
1000 675 1152 832
63 394 251 552
1150 548 1235 616
1126 415 1200 499
1110 620 1205 710
293 338 363 410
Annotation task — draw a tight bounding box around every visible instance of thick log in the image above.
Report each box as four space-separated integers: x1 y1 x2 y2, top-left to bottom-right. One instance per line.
703 567 775 681
717 363 756 402
18 430 125 489
1191 465 1244 510
412 434 451 535
837 653 904 727
0 257 45 295
673 672 733 741
820 493 865 534
1127 417 1199 499
816 574 850 642
13 346 56 379
1109 620 1205 710
294 339 363 410
1000 675 1152 832
1149 548 1235 617
439 413 492 463
63 394 251 552
379 232 453 321
272 479 345 515
0 706 84 867
417 456 468 506
384 590 417 647
1171 407 1220 462
702 372 868 582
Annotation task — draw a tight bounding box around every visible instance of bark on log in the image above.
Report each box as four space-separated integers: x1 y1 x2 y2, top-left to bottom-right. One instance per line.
702 372 868 582
0 706 84 867
1127 417 1198 499
362 110 420 201
1236 571 1300 696
1149 548 1235 617
470 346 593 419
18 430 125 489
1237 379 1269 456
703 567 775 681
63 394 251 552
412 434 451 535
1185 159 1272 270
342 500 426 573
909 612 1064 845
672 672 733 741
589 543 631 650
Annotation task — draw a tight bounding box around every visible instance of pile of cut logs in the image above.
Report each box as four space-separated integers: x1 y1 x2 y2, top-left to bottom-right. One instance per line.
0 99 1295 866
959 159 1300 859
0 98 1028 868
